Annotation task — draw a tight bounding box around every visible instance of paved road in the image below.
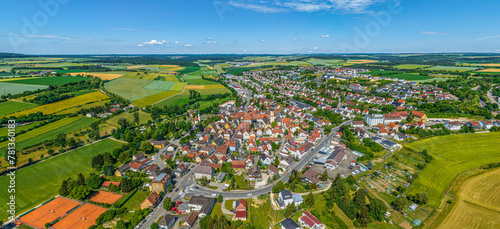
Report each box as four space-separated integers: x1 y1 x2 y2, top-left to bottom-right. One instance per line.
139 166 196 229
487 89 500 108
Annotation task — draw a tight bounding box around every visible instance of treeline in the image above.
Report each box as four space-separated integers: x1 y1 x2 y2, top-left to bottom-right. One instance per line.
89 208 151 229
341 127 383 162
68 65 111 72
12 66 63 70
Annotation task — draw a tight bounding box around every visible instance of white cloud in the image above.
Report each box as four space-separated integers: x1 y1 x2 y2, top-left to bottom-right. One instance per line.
477 35 500 40
0 33 71 40
174 41 179 44
207 37 213 40
137 44 144 47
420 31 452 36
184 44 194 47
261 40 265 43
138 39 168 46
313 47 319 49
321 34 330 38
219 0 385 14
205 41 218 44
293 38 298 40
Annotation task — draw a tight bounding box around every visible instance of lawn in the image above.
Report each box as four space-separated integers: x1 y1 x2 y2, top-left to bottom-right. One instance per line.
0 101 38 116
0 82 48 95
121 188 151 211
6 91 109 117
0 139 124 220
3 76 90 85
0 116 96 153
406 132 500 207
249 197 285 228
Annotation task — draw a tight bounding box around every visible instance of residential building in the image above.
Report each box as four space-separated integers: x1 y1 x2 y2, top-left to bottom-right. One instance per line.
298 212 325 229
141 192 160 209
281 218 301 229
194 166 214 179
158 214 177 229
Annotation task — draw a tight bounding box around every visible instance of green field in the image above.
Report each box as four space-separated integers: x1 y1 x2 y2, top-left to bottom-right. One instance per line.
0 116 96 152
143 81 176 90
0 139 124 220
105 77 162 101
381 73 432 81
427 66 478 72
3 76 90 85
132 90 182 108
394 64 433 69
170 82 185 91
0 122 38 137
183 75 202 80
0 101 38 116
0 82 48 95
185 79 219 85
123 72 179 82
176 66 200 74
406 132 500 207
154 91 190 108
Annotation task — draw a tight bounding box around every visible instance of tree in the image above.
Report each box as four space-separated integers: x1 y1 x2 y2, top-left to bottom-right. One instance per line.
150 222 159 229
321 169 329 181
217 194 223 203
103 164 114 176
69 185 92 200
163 197 173 210
369 198 387 221
284 203 295 217
305 192 314 206
393 196 409 211
77 173 86 186
353 189 367 209
133 111 140 125
67 137 77 149
59 179 70 196
55 133 67 149
140 141 154 154
272 180 285 193
86 174 103 189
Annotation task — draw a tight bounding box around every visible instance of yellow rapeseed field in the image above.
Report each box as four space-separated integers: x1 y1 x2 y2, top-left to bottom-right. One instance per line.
6 92 109 117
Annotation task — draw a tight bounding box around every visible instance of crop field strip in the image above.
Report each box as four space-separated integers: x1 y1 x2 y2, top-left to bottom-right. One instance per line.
0 139 124 220
5 91 109 117
0 116 95 153
2 76 90 85
0 101 38 116
143 80 176 90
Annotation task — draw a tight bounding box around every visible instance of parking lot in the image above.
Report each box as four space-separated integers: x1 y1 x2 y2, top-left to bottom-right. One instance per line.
309 149 360 179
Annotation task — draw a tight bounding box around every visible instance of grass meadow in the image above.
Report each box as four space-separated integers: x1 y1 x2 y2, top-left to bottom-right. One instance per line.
0 139 124 221
0 82 48 95
4 76 90 85
406 132 500 207
0 101 38 116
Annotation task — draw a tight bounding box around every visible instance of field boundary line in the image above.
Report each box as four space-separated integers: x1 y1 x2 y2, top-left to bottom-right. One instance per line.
150 82 186 106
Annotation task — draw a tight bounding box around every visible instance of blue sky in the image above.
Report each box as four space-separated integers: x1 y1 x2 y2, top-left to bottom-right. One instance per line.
1 0 499 54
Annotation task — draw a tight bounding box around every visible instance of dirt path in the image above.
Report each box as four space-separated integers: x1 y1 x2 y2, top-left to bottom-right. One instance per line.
221 199 235 215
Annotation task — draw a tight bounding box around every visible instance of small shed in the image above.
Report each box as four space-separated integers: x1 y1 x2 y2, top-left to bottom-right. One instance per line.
412 219 421 226
409 203 418 211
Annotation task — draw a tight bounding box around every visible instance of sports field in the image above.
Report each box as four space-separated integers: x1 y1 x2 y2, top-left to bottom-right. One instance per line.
438 168 500 229
0 116 95 154
0 101 38 116
0 82 48 95
19 197 81 229
0 139 124 220
406 132 500 207
6 92 109 117
52 204 107 229
3 76 90 85
89 191 123 205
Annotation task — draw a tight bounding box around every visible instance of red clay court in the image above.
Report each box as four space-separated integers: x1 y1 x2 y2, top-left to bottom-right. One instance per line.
89 191 123 204
52 204 107 229
19 196 81 229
